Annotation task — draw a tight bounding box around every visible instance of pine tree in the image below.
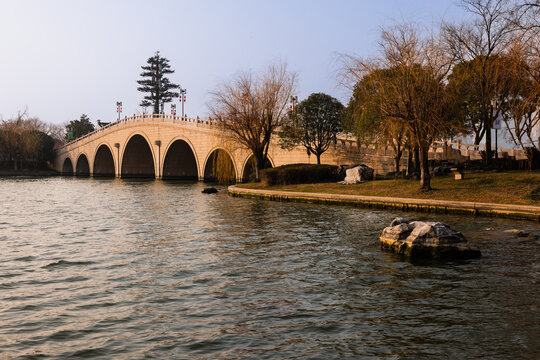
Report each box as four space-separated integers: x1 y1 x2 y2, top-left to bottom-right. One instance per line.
137 51 180 114
66 114 95 140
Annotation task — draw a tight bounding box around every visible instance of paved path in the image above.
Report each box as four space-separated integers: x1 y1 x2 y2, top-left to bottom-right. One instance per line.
228 185 540 221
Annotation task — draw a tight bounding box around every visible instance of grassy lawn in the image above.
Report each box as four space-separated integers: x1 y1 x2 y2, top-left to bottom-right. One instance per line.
238 170 540 206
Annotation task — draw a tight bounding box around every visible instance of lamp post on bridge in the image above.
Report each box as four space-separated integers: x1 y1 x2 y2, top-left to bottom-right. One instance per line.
171 104 176 116
116 101 122 121
179 88 186 118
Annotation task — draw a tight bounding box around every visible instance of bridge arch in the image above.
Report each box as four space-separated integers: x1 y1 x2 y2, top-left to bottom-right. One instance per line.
62 157 74 175
93 143 115 177
203 148 236 183
241 154 274 182
76 153 90 177
162 137 199 180
121 133 156 178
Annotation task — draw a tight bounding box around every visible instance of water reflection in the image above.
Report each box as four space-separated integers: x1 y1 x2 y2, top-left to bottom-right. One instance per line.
0 177 538 359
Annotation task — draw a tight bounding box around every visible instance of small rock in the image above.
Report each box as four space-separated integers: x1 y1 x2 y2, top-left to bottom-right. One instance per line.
380 217 481 261
202 187 218 194
501 229 539 241
503 229 530 237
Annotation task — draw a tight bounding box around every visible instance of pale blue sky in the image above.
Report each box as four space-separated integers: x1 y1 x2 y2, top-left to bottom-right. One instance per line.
0 0 466 125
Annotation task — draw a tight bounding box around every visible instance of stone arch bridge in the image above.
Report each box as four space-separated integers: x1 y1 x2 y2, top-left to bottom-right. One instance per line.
54 114 403 181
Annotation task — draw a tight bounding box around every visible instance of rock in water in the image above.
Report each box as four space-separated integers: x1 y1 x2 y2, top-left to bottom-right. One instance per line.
340 165 374 184
202 187 218 194
379 217 481 260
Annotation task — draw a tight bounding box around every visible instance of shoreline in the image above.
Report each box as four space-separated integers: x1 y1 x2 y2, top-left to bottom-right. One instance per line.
0 170 59 177
228 185 540 222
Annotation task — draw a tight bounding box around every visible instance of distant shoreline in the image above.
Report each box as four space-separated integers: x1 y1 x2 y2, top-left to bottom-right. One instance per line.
0 169 59 177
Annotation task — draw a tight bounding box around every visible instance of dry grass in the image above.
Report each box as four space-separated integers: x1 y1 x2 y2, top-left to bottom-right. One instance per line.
238 171 540 206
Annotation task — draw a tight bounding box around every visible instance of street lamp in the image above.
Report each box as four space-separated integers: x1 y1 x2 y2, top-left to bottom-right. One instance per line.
116 101 123 121
179 88 187 118
171 104 177 116
290 95 298 113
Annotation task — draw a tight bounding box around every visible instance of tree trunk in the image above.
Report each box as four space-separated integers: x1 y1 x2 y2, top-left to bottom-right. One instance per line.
413 146 420 172
316 153 321 165
406 146 413 176
254 152 264 181
484 121 492 165
474 132 481 146
394 158 400 178
418 145 431 191
394 144 402 177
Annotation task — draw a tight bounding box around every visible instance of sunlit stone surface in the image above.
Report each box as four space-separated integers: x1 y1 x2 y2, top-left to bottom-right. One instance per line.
380 217 481 260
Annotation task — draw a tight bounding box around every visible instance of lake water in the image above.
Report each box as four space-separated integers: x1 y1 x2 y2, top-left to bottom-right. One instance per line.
0 177 539 359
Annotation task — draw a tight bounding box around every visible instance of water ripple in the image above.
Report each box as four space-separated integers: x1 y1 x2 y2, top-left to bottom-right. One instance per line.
0 177 538 359
42 260 95 269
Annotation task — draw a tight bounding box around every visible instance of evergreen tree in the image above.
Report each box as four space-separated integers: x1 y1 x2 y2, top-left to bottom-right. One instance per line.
65 114 95 140
279 93 344 165
137 51 180 114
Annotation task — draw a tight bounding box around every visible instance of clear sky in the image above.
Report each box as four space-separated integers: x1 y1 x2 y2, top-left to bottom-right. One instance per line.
0 0 466 126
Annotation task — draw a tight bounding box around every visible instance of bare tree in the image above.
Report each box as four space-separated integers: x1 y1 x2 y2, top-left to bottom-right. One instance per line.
0 111 57 170
44 122 67 142
342 24 461 191
209 63 296 180
511 1 539 32
443 0 520 163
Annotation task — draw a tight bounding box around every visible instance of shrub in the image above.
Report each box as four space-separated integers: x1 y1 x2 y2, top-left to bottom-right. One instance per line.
261 164 342 186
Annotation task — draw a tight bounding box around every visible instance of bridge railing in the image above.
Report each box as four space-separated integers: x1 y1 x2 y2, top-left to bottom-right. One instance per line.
431 140 527 159
58 114 216 150
329 135 527 160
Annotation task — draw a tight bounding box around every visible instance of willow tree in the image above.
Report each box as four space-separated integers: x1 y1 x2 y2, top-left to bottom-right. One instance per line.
344 70 410 176
209 63 296 180
342 24 462 191
137 51 180 114
503 40 540 166
447 55 516 147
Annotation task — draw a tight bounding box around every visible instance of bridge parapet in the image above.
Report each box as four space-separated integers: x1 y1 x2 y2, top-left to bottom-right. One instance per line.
59 114 215 150
431 140 527 160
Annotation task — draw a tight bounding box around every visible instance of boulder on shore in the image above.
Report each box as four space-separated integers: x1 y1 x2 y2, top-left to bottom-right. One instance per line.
379 217 481 260
339 164 374 184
